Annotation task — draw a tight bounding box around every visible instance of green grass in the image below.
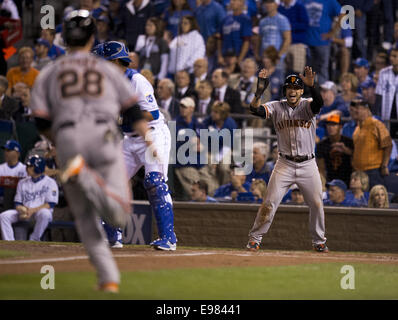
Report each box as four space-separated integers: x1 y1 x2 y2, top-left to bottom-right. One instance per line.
0 263 397 300
0 249 29 259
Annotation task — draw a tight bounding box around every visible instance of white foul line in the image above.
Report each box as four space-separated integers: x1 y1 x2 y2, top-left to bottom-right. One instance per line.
0 250 397 265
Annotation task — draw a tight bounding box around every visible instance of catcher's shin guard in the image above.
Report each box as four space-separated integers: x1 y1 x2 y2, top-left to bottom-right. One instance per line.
144 172 175 242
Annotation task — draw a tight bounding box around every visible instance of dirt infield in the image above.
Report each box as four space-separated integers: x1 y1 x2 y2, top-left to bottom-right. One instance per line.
1 241 398 275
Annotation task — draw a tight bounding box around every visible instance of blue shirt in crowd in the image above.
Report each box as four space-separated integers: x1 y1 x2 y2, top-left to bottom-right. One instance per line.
345 191 369 207
245 164 271 185
301 0 341 46
214 181 251 199
220 12 252 56
194 0 226 41
163 9 193 38
259 13 291 53
278 0 309 45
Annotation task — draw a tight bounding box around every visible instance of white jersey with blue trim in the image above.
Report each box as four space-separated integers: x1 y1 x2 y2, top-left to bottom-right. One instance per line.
124 68 164 128
14 175 59 211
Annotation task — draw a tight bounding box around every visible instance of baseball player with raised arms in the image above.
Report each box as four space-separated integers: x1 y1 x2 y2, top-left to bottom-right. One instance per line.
247 66 329 253
0 155 58 241
30 10 150 292
94 41 177 251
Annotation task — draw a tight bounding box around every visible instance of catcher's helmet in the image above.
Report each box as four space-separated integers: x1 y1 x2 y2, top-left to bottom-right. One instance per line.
102 41 132 63
92 43 105 57
62 9 96 47
26 155 46 175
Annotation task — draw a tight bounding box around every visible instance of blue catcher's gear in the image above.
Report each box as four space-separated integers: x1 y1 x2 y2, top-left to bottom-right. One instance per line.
102 41 132 63
26 155 46 174
144 172 176 250
92 43 104 57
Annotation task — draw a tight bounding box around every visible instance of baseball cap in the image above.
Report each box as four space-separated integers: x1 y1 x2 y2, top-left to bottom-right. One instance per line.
36 38 50 49
180 97 195 108
2 140 21 153
353 58 369 69
325 114 341 124
320 81 337 95
326 179 347 192
360 79 376 89
350 98 370 108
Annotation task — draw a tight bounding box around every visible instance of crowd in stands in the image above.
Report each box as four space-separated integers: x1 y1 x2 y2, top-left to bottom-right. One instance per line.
0 0 398 241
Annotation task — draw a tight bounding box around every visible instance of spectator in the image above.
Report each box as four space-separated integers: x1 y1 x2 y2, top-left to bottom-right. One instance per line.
339 1 373 60
339 72 359 109
323 179 353 206
156 78 180 119
194 0 226 44
316 114 354 187
216 0 252 66
229 57 270 109
342 98 360 138
128 52 140 70
330 26 353 79
373 51 389 75
202 101 238 185
255 0 291 73
368 184 390 208
360 79 377 111
175 69 198 100
345 170 369 207
163 0 193 39
168 15 206 76
284 185 305 205
301 0 343 85
0 140 27 211
221 0 258 19
316 81 349 141
32 39 52 71
266 140 278 173
221 49 241 77
375 46 398 139
249 179 267 203
140 69 155 87
134 17 169 81
94 15 112 45
6 47 39 95
351 99 393 190
211 68 243 115
191 58 210 90
40 29 66 60
0 76 19 120
213 165 250 200
173 96 218 198
245 141 271 184
0 155 59 241
118 0 156 51
353 58 373 95
108 0 123 39
190 180 217 202
261 46 284 101
196 79 214 118
278 0 309 74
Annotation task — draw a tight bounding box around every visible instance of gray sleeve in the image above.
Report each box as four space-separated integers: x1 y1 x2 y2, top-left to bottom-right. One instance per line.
30 67 52 119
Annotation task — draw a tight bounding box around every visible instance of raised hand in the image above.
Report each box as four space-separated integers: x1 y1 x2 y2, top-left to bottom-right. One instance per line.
255 68 270 98
299 66 316 87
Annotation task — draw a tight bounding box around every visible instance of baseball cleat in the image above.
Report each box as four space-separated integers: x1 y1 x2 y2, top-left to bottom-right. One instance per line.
111 241 123 249
246 241 260 251
150 238 161 246
98 282 119 293
60 154 85 183
313 243 329 253
152 238 177 251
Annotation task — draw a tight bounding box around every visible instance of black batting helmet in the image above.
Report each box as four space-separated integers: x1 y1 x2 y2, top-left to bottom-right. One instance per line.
283 74 304 95
62 10 96 47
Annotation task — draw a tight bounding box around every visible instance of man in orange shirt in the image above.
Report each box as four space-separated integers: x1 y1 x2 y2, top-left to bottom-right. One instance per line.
351 99 392 189
6 47 39 95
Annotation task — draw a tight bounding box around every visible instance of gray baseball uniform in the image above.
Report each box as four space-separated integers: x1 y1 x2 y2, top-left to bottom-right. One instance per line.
248 98 327 246
30 51 136 285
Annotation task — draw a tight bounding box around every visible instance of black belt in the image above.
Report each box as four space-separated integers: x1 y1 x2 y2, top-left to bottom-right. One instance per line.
58 119 109 130
279 153 314 163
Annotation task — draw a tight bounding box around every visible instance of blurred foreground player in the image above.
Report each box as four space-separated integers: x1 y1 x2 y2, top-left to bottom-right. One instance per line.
30 10 149 293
